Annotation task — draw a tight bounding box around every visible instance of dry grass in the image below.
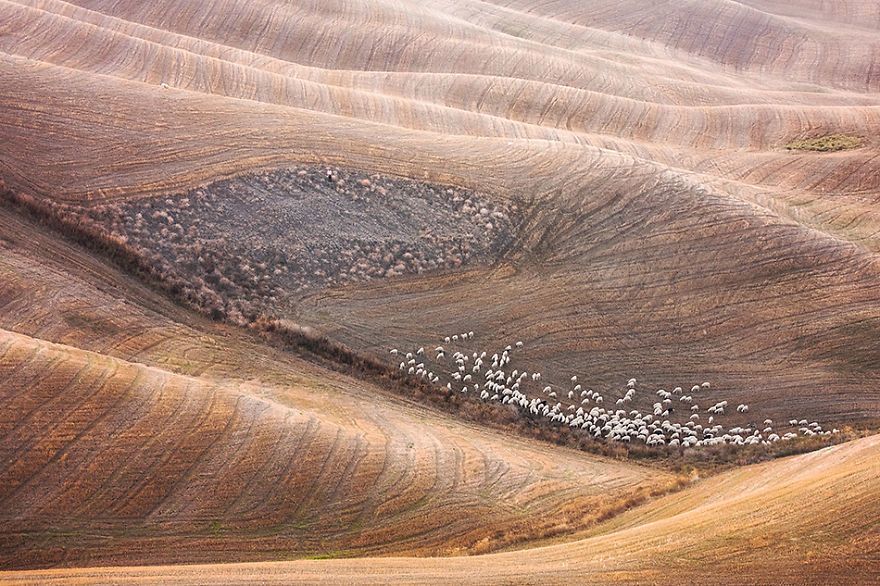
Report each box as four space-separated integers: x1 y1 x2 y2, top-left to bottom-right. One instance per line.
786 134 863 152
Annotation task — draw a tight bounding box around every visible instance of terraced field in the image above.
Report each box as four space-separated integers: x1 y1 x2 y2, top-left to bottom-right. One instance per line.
1 0 879 582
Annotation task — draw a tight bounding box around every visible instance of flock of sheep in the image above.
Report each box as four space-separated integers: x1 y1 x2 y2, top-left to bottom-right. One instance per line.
391 333 838 449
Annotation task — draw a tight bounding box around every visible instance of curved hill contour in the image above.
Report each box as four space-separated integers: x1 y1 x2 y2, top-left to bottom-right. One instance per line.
0 0 878 582
0 206 677 568
6 433 879 584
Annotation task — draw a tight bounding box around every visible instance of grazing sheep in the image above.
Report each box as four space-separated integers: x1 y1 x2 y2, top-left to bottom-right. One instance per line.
387 340 817 451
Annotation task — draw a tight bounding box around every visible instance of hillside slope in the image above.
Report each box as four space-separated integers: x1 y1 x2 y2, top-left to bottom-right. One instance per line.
1 0 878 429
7 432 878 584
0 0 878 581
0 207 676 568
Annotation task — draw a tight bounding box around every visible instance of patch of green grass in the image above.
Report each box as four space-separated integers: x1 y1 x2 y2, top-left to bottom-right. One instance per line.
305 551 344 560
785 134 862 152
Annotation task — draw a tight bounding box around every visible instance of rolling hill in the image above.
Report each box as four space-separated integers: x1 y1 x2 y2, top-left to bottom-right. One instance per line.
0 205 678 568
0 0 878 582
6 433 878 584
2 0 879 427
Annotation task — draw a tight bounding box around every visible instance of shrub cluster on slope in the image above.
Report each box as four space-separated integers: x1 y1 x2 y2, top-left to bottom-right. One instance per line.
75 167 517 323
785 134 862 152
